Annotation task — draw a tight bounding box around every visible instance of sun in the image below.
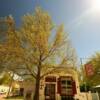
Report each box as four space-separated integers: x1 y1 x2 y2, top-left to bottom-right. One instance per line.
91 0 100 11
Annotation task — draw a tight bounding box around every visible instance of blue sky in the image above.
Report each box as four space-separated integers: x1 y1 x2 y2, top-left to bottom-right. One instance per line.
0 0 100 59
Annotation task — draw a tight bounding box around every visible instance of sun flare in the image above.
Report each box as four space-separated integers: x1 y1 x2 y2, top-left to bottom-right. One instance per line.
91 0 100 11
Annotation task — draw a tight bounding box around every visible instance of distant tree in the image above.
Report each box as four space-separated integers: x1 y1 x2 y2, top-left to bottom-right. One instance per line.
81 52 100 87
0 72 12 85
80 83 90 92
0 7 77 100
0 15 25 75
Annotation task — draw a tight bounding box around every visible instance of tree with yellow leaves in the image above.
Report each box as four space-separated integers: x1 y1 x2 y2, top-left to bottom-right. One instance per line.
19 7 77 100
0 7 77 100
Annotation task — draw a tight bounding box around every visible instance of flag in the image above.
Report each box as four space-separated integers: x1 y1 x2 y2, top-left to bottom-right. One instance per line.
84 62 94 76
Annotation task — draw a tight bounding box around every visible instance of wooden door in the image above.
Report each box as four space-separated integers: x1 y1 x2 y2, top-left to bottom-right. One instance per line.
45 84 56 100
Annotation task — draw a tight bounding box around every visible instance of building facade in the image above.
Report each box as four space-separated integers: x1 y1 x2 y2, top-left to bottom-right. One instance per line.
24 67 81 100
39 67 80 100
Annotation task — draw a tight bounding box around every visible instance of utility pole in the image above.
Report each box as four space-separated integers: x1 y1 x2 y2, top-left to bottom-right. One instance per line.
80 58 88 100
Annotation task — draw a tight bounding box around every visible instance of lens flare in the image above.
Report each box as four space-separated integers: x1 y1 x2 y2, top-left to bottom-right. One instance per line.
91 0 100 12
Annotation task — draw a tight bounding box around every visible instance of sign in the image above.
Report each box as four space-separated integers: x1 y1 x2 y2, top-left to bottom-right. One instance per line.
85 63 94 76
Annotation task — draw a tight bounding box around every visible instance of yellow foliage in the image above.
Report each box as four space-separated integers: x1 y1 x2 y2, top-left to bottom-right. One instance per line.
0 7 77 80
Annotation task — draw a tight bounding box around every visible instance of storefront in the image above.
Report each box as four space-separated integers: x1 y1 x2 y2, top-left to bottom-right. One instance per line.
39 67 81 100
44 76 76 100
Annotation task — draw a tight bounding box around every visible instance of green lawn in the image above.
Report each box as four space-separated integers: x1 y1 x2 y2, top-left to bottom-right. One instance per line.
5 96 23 100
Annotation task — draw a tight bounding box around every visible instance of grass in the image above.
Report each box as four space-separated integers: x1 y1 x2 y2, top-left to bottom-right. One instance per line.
5 96 23 100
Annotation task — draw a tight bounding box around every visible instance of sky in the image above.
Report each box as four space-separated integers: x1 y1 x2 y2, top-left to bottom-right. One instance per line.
0 0 100 61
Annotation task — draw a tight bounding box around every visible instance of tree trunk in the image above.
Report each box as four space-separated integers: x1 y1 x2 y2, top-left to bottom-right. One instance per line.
33 70 40 100
7 73 14 98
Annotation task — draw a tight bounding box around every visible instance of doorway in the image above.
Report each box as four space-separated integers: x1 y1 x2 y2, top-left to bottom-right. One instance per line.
45 84 56 100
